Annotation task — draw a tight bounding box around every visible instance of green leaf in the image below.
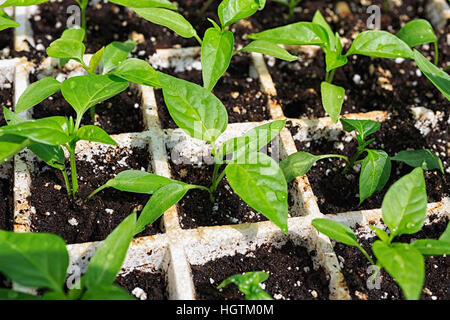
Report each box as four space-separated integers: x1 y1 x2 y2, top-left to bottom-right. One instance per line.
369 225 390 243
0 9 20 31
413 49 450 100
340 118 380 141
321 82 345 123
218 0 260 28
159 73 228 145
347 30 413 59
439 223 450 242
15 77 61 114
0 1 50 8
108 0 177 9
112 58 161 88
225 152 289 233
411 239 450 256
88 47 105 74
84 212 136 289
201 28 234 91
248 22 329 46
60 28 85 42
217 272 273 300
359 150 391 203
135 183 193 234
0 135 32 163
312 10 335 50
324 48 348 72
82 285 135 300
397 19 437 48
76 125 117 145
280 152 330 183
241 40 298 61
372 241 424 300
0 117 70 145
0 289 40 300
133 8 197 39
219 120 286 161
61 75 129 118
103 41 136 74
391 149 444 173
0 231 68 293
382 167 427 237
46 39 86 64
312 219 361 247
101 170 180 195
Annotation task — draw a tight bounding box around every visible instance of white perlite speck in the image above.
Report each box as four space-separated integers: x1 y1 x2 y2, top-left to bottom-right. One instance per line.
68 218 78 226
131 287 147 300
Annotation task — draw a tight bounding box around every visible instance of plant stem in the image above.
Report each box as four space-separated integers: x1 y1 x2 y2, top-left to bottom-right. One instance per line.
81 6 87 42
434 41 439 66
325 69 336 83
384 0 390 13
61 169 71 198
358 244 375 266
194 34 203 46
88 184 108 199
68 147 79 200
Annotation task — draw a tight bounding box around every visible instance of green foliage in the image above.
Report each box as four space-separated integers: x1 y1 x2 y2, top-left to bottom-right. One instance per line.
217 271 273 300
0 9 20 31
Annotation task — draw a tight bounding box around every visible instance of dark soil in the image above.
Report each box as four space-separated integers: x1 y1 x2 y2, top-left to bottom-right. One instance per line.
169 161 267 229
334 215 450 300
0 28 13 58
192 240 330 300
156 55 270 128
30 0 132 56
289 109 449 214
115 269 167 300
28 146 161 244
263 0 449 118
29 79 145 135
0 86 14 127
0 166 14 231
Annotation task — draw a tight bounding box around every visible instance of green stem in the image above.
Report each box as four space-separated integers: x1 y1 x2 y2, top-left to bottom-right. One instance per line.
88 184 108 199
61 169 71 198
210 168 227 195
68 147 79 200
358 245 375 266
194 34 203 46
81 6 87 42
326 69 336 83
434 41 439 66
384 0 390 13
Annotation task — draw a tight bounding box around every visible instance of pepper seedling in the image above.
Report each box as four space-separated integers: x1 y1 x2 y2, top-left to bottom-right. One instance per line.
0 212 137 300
0 8 19 31
0 73 129 199
272 0 302 18
217 271 274 300
312 167 450 300
280 118 444 204
248 11 449 121
134 0 297 92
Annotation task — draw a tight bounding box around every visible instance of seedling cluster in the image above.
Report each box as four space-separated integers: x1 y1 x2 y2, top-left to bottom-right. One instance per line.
0 0 448 301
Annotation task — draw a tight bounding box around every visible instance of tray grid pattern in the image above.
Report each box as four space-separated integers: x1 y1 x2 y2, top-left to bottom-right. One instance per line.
0 2 448 300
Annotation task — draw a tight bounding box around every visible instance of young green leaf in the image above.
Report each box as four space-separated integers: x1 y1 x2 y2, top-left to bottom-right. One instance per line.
103 40 136 74
159 73 228 145
217 272 273 300
321 82 345 123
219 120 286 161
0 117 70 145
135 183 194 234
112 58 162 88
396 19 437 49
225 152 289 233
411 239 450 256
324 48 348 72
108 0 177 9
369 225 390 243
312 10 335 49
280 152 331 183
84 212 136 289
60 28 85 42
61 75 129 118
391 149 444 173
382 167 427 237
0 0 50 8
340 118 381 141
0 135 32 163
346 30 413 59
372 241 424 300
413 49 450 100
312 219 360 247
439 223 450 242
359 150 391 203
133 8 197 39
88 47 105 75
15 77 61 114
0 9 20 31
201 28 234 91
218 0 260 28
0 231 68 293
82 285 134 300
76 125 117 145
240 40 298 61
46 38 86 64
248 22 329 46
